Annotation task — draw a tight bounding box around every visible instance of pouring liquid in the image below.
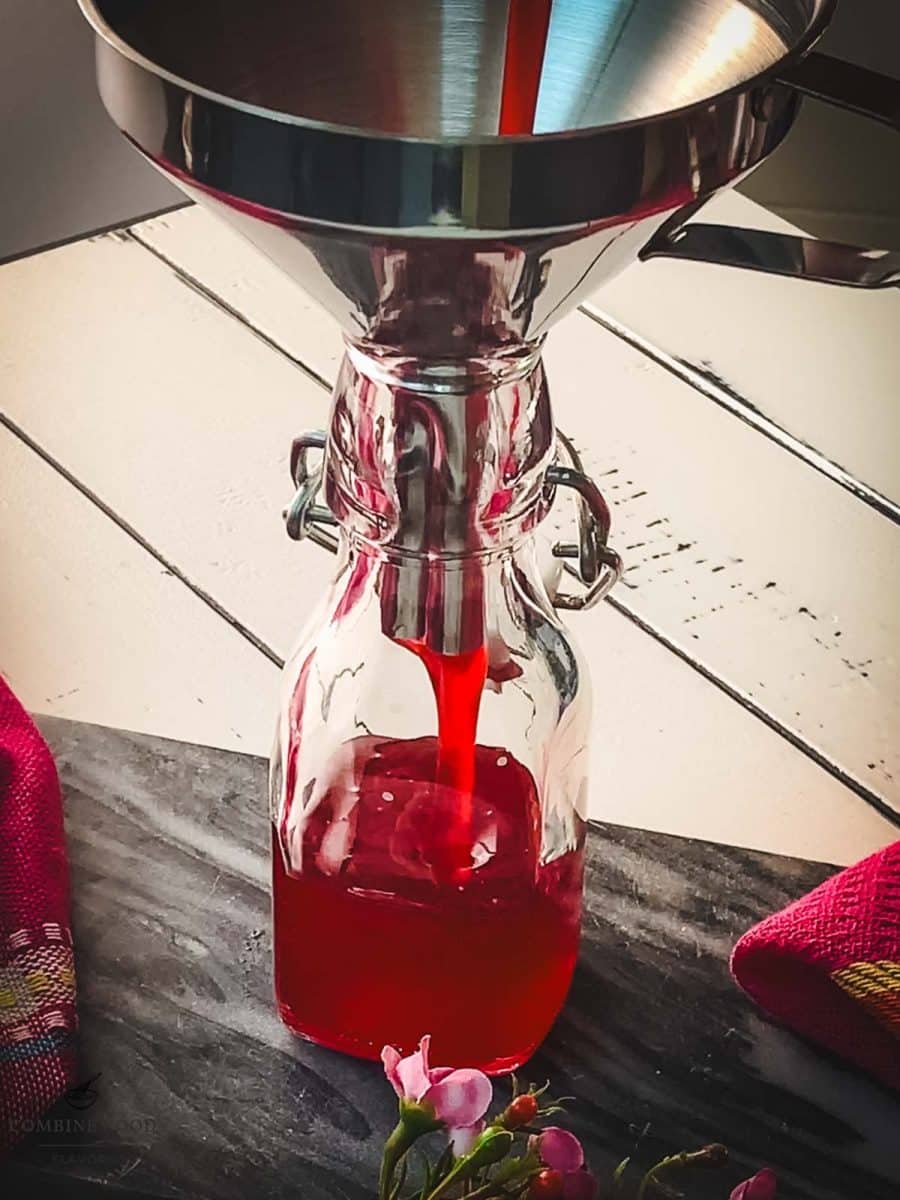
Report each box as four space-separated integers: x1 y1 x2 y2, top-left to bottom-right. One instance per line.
273 644 583 1072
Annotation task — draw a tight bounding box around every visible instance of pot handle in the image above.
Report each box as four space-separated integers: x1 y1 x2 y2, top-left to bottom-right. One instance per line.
642 52 900 289
778 51 900 131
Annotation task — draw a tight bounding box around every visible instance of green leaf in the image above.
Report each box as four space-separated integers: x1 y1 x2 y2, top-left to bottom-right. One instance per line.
613 1156 630 1189
434 1144 454 1180
389 1155 408 1200
418 1148 434 1195
422 1129 515 1200
492 1148 540 1186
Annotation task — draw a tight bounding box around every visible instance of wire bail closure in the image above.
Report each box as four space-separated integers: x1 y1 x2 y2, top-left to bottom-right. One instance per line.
284 431 339 553
283 428 622 611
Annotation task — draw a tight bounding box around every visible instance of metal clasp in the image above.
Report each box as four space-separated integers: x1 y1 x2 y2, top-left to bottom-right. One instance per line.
546 434 623 611
283 428 622 611
284 431 339 552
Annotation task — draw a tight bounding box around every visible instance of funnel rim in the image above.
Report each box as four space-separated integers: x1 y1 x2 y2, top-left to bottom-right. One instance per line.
79 0 836 147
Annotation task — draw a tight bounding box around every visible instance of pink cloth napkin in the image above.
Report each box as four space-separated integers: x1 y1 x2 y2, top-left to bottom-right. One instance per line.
0 677 77 1153
731 841 900 1091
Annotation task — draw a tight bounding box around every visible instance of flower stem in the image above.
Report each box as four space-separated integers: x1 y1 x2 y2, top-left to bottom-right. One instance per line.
422 1160 468 1200
637 1153 684 1200
636 1146 728 1200
380 1122 412 1200
462 1183 517 1200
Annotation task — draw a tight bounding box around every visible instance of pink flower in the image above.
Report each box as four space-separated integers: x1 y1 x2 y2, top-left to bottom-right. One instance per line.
731 1169 777 1200
534 1128 597 1200
449 1120 485 1157
381 1035 493 1132
538 1128 584 1173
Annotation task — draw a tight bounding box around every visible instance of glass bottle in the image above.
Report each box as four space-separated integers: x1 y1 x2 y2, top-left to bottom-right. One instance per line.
270 344 617 1073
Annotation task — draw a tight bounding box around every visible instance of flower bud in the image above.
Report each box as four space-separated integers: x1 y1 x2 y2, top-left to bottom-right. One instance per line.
530 1168 565 1199
731 1168 777 1200
501 1093 539 1129
687 1143 729 1169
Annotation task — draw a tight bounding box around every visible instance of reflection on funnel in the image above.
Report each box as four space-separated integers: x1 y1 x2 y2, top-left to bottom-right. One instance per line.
673 6 763 104
534 0 632 133
534 0 786 132
439 0 508 134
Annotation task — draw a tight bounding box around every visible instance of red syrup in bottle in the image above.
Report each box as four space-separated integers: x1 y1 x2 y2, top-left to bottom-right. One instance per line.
272 644 584 1073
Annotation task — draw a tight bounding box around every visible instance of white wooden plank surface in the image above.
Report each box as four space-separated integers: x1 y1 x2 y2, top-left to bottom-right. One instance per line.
545 322 900 810
131 206 900 818
131 197 900 520
585 189 900 514
0 425 278 753
0 221 895 862
129 213 344 381
0 230 333 655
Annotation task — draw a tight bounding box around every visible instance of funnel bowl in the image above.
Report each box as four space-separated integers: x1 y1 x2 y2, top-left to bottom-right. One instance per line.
79 0 831 344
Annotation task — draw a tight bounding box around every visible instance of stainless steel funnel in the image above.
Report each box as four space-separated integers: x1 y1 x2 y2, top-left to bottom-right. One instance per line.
77 0 857 343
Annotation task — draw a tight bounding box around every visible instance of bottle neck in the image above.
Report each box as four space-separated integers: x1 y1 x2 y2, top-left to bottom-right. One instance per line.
325 342 554 552
324 343 555 654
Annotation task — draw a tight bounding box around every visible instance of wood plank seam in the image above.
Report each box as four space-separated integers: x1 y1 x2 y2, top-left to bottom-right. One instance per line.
0 410 284 671
111 226 899 831
10 197 892 520
0 200 193 272
126 228 331 392
581 304 900 527
608 595 900 830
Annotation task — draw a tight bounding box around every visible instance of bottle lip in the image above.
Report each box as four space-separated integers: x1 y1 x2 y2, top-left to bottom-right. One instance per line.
326 470 554 555
344 339 546 394
344 528 537 564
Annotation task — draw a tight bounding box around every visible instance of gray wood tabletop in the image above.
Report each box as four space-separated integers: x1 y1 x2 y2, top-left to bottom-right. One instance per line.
6 718 897 1199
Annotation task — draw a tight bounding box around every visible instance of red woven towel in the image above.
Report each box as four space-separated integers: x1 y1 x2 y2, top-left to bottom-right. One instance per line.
731 841 900 1091
0 677 77 1153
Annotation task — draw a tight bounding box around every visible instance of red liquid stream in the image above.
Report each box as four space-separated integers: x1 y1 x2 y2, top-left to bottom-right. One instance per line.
396 640 488 884
499 0 554 135
273 642 583 1071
